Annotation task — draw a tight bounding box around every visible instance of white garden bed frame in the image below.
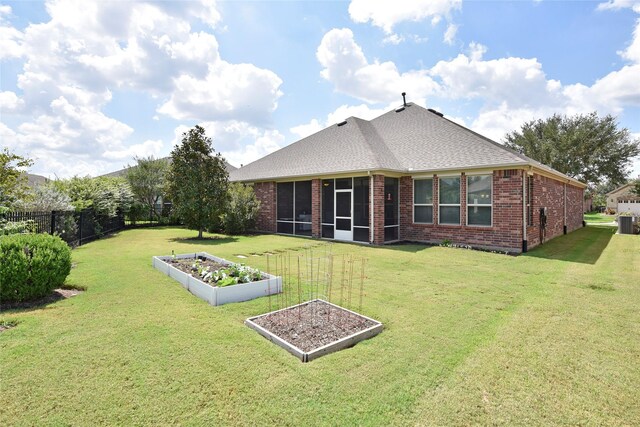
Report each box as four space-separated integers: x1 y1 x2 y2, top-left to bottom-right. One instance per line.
245 299 383 362
152 252 282 306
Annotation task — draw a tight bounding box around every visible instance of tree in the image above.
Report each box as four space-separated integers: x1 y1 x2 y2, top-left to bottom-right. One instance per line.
504 112 640 188
631 178 640 197
52 176 133 217
222 183 261 235
0 148 33 209
125 156 170 219
167 125 229 238
17 184 74 212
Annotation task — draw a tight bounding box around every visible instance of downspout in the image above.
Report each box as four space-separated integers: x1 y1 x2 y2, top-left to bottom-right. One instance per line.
563 181 567 234
369 171 374 244
522 170 528 253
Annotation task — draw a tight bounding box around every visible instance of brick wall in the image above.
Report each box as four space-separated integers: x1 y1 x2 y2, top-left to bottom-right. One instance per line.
254 181 276 233
400 171 525 252
311 179 322 238
526 173 584 249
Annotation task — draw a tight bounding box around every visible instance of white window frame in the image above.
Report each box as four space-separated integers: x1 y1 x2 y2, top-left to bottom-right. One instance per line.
466 173 493 227
413 178 433 224
438 175 461 225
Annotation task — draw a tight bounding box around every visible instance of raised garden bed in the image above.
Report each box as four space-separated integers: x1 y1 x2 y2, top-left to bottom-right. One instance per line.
246 299 383 362
152 252 281 306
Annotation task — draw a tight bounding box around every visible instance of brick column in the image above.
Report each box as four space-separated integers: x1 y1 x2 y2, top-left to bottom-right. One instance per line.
311 178 322 238
372 174 386 244
254 181 276 232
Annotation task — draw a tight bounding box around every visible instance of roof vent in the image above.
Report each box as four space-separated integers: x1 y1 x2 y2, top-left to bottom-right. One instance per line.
428 108 444 117
337 120 347 126
402 92 407 107
395 107 405 113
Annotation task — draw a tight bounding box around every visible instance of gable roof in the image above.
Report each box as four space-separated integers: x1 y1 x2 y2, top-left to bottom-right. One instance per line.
606 183 633 197
230 103 585 187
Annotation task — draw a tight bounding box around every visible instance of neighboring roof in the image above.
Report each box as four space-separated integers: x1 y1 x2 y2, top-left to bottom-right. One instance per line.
25 173 50 187
230 103 585 187
100 157 237 178
606 183 633 196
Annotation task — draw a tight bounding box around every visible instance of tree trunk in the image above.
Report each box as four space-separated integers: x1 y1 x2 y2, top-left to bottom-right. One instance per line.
198 228 203 239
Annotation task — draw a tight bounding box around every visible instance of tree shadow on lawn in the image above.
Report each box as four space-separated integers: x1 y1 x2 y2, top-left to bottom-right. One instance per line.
0 286 85 314
524 225 615 265
168 235 240 246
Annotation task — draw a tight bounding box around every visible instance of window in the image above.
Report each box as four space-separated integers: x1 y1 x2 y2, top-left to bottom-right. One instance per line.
353 177 370 242
467 175 492 226
322 179 334 238
277 181 312 236
439 176 460 224
384 177 399 241
414 178 433 223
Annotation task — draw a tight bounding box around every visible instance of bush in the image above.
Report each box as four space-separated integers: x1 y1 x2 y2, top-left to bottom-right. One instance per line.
222 183 261 235
0 219 37 236
0 234 72 303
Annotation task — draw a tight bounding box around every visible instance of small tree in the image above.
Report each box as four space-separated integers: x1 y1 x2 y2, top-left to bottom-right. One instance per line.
125 156 170 219
222 183 261 235
504 112 640 188
167 125 229 238
0 148 33 209
17 185 74 212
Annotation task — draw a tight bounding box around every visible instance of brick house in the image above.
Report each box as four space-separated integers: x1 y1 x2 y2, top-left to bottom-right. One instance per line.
229 103 586 253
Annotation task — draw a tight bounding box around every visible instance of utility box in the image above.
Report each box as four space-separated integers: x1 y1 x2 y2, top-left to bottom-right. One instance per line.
618 216 638 234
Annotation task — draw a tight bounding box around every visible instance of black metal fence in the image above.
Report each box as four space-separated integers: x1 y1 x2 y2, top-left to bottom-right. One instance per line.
124 203 179 227
1 209 125 246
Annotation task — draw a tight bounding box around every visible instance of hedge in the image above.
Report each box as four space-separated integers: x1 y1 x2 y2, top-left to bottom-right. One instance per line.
0 233 72 303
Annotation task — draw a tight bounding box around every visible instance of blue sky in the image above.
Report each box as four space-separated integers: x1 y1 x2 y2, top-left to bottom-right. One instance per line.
1 0 639 179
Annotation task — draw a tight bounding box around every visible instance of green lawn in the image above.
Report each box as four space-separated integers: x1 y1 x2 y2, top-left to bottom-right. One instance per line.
1 226 638 425
584 211 617 223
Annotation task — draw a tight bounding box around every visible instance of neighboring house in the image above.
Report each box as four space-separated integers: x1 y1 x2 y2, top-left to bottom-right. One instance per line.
583 196 593 213
25 173 50 188
617 194 640 215
100 157 238 178
230 103 586 253
606 183 634 213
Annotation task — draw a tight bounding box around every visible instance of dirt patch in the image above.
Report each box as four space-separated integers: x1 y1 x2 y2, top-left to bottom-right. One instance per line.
0 288 83 312
251 300 377 352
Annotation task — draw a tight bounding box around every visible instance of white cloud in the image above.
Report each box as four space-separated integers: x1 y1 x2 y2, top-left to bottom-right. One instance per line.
171 121 287 168
102 139 164 161
317 28 439 104
0 5 24 59
157 61 283 123
0 91 25 113
348 0 461 34
3 0 284 177
597 0 640 13
443 23 457 45
291 102 400 139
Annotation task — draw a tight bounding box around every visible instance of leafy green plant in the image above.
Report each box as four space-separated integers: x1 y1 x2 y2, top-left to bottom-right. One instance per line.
0 233 72 302
222 183 261 235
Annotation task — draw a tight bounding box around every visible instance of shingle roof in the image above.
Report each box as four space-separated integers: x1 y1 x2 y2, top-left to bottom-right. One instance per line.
230 103 584 187
101 157 237 178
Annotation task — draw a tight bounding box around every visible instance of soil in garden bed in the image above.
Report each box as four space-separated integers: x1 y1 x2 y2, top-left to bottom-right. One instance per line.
252 300 377 352
167 257 227 276
166 256 266 283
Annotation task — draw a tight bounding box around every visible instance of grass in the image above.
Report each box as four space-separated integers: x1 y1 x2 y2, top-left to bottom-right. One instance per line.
1 226 638 425
584 211 617 223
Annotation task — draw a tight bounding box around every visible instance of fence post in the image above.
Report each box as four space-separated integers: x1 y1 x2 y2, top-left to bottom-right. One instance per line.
51 210 56 235
78 210 83 245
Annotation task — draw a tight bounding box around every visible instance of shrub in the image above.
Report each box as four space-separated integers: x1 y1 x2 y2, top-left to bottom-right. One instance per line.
0 233 72 303
0 219 37 236
222 183 261 235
